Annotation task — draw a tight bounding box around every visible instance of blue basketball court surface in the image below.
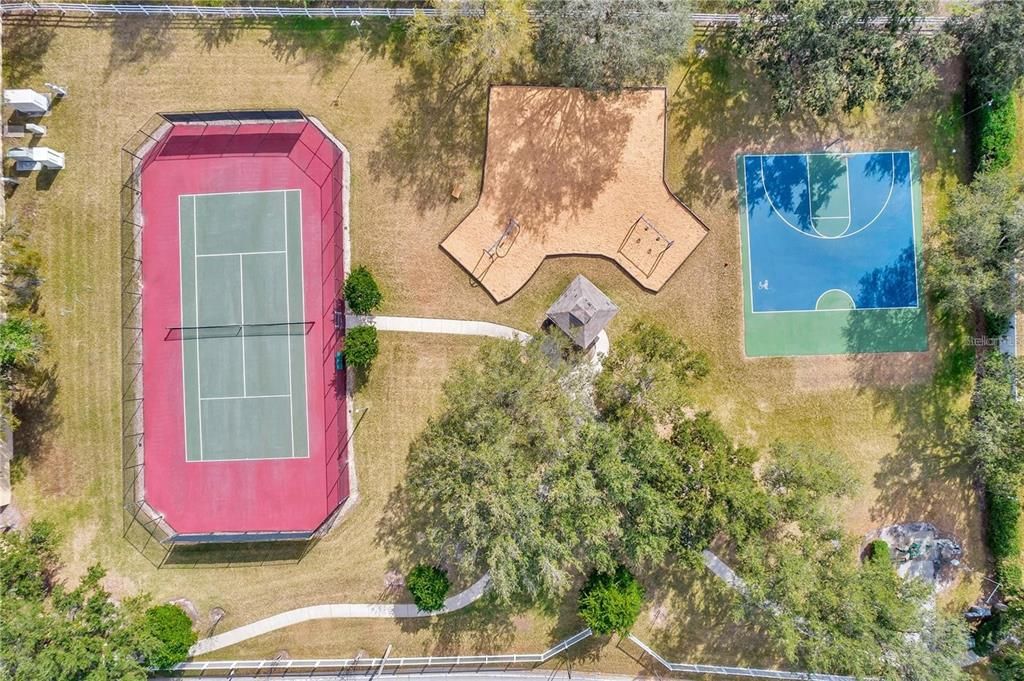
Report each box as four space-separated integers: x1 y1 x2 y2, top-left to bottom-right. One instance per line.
737 150 927 356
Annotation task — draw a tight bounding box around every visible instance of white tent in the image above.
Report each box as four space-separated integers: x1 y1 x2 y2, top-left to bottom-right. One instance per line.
6 146 65 171
3 89 50 115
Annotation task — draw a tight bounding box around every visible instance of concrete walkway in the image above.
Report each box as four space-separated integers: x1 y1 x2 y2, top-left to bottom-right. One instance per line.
347 314 531 342
190 575 491 656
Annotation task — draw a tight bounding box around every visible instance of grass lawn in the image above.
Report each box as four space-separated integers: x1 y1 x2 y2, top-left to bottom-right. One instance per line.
1 15 986 668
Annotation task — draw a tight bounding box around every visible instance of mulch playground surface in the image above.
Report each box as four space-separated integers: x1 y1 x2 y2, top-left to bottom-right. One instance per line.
442 86 708 303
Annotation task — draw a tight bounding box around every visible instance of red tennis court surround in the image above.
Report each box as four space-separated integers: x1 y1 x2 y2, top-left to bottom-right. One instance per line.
139 116 348 538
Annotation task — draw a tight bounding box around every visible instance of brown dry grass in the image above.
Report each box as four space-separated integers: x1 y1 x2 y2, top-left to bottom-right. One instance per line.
440 86 706 302
1 16 986 667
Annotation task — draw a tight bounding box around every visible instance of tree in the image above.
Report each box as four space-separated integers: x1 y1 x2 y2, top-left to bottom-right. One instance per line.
344 325 379 368
733 0 950 116
400 334 615 604
0 313 46 373
927 170 1024 331
343 265 383 315
0 522 158 680
406 565 451 612
951 0 1024 99
577 565 644 635
594 319 708 424
533 0 692 90
141 604 197 670
965 352 1024 496
733 447 969 679
407 0 533 84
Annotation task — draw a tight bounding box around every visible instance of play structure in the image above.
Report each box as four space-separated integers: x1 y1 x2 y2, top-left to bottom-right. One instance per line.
441 86 707 302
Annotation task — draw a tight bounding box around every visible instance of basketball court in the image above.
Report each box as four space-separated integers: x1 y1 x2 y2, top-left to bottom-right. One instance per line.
738 150 927 356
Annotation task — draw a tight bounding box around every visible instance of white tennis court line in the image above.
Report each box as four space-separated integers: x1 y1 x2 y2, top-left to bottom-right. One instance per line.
283 190 296 458
239 254 247 398
183 188 310 463
196 249 286 258
200 394 291 401
193 199 205 460
744 151 919 316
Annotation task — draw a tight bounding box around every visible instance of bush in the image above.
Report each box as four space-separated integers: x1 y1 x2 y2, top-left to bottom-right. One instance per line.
868 539 891 564
344 266 383 315
142 604 197 670
974 92 1017 172
344 325 379 368
406 564 450 612
577 566 645 636
987 489 1021 563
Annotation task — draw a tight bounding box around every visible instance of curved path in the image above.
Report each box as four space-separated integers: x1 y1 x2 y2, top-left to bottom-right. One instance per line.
190 575 491 656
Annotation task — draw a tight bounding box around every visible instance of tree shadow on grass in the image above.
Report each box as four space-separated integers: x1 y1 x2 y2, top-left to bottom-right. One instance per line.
260 17 403 81
668 35 820 210
640 563 782 669
846 305 977 535
104 15 176 79
368 57 490 213
10 366 62 489
1 18 57 85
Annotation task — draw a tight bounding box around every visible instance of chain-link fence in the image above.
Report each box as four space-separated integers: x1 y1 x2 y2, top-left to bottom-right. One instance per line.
120 110 349 560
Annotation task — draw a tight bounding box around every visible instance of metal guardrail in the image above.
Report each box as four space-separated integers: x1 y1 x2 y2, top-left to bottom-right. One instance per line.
169 628 594 676
626 634 865 681
0 1 950 33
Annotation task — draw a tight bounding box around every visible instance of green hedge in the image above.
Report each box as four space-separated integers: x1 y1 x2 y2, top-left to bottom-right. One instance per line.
987 488 1023 589
344 266 383 315
868 539 891 564
344 325 379 369
142 604 197 670
974 92 1017 172
577 566 645 636
406 565 450 612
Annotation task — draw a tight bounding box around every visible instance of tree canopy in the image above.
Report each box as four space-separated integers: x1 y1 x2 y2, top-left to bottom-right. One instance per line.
733 0 950 116
533 0 692 90
0 521 190 680
927 170 1024 331
407 0 533 84
952 0 1024 99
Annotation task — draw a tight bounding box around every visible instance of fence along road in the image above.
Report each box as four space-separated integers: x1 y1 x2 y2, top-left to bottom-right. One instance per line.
0 2 950 33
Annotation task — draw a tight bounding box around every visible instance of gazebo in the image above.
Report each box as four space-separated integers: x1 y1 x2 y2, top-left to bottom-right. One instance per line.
546 275 619 350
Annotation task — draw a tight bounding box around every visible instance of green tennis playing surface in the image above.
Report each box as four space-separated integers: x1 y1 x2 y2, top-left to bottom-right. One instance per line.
179 190 308 462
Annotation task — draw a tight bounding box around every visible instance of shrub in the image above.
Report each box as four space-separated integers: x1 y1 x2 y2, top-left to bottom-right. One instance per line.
975 92 1017 172
577 566 645 636
987 489 1021 563
344 266 383 315
406 564 450 612
344 325 379 369
142 604 197 670
868 539 891 564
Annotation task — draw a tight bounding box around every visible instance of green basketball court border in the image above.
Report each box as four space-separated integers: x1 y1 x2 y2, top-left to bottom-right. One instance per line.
737 153 928 357
178 189 310 462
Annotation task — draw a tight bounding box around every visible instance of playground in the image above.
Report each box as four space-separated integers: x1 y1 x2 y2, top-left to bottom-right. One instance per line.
738 150 927 357
441 86 708 302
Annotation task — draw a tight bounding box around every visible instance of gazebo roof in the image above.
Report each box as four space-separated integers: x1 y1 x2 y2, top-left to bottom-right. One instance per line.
546 275 619 349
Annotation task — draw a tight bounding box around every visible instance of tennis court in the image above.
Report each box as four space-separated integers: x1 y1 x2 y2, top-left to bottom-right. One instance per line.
737 150 927 356
177 189 308 462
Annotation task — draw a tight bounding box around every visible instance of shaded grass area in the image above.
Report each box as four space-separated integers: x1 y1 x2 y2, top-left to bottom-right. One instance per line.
1 16 985 667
